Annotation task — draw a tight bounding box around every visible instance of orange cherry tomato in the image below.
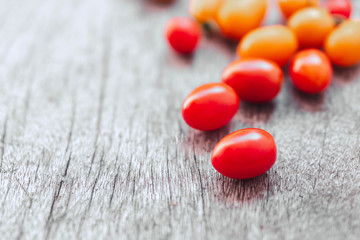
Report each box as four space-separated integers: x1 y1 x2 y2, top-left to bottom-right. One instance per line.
216 0 267 40
164 17 202 54
324 20 360 67
182 83 239 131
288 7 335 48
221 59 283 103
211 128 277 179
289 49 333 94
189 0 223 23
277 0 319 18
237 25 298 66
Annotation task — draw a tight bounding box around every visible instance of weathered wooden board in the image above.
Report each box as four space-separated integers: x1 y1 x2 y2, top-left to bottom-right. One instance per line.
0 0 359 239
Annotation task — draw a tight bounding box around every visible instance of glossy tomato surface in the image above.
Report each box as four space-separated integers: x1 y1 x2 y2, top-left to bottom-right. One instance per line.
290 49 333 94
164 17 202 54
182 83 239 131
325 0 352 19
325 20 360 67
211 128 277 179
288 7 334 48
237 25 298 66
277 0 319 18
221 59 283 103
216 0 267 39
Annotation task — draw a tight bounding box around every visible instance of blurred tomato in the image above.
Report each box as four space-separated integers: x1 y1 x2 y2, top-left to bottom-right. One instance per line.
325 20 360 66
325 0 352 19
189 0 223 23
277 0 319 18
216 0 267 40
164 17 202 54
288 7 335 48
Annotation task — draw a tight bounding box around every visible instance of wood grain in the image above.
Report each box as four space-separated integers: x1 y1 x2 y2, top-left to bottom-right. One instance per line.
0 0 359 239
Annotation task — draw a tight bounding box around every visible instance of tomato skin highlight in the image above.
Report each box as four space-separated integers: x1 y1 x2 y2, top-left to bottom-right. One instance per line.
216 0 267 40
182 83 239 131
290 49 333 94
324 20 360 67
221 59 283 103
237 25 298 66
211 128 277 179
164 17 202 54
288 7 335 49
277 0 319 18
325 0 352 19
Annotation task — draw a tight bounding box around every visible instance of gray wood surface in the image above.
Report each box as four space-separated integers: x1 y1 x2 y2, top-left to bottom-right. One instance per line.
0 0 359 239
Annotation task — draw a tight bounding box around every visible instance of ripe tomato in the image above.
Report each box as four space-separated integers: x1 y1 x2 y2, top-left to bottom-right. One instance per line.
164 17 202 54
216 0 267 40
211 128 277 179
189 0 223 23
325 0 352 19
237 25 298 66
324 20 360 67
221 59 283 103
182 83 239 131
288 7 335 48
277 0 319 18
289 49 333 94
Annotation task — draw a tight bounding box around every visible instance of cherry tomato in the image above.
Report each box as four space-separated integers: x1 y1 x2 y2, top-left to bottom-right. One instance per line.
325 0 352 19
324 20 360 67
216 0 267 40
277 0 319 18
164 17 202 54
221 59 283 103
288 7 335 48
189 0 223 23
290 49 333 94
211 128 277 179
237 25 298 66
182 83 239 131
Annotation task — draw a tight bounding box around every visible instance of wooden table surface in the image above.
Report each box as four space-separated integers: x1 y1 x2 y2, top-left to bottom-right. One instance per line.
0 0 359 239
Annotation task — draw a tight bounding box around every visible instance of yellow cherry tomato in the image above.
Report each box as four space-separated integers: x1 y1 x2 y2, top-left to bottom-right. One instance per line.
216 0 267 40
288 7 335 48
277 0 319 18
325 20 360 67
189 0 223 23
237 25 298 66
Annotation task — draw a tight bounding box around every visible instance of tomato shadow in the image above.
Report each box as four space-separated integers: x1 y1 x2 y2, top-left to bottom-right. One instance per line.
235 101 276 126
166 50 195 68
332 64 360 86
214 173 270 204
201 25 238 61
291 87 325 112
140 0 177 13
181 124 232 155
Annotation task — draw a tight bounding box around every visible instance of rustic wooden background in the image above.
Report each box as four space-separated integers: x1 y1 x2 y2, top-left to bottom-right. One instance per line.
0 0 359 239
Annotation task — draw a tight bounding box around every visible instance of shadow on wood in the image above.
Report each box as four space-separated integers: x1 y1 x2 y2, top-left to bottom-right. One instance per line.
216 173 270 204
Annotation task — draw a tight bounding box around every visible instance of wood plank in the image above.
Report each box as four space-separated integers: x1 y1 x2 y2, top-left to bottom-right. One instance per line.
0 0 359 239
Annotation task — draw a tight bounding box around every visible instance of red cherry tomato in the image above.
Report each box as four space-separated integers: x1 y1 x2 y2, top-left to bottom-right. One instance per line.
289 49 333 94
164 17 202 54
221 59 283 103
182 83 239 131
325 0 352 19
211 128 277 179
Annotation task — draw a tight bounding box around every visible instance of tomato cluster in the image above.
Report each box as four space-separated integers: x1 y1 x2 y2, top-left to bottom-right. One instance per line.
163 0 358 180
